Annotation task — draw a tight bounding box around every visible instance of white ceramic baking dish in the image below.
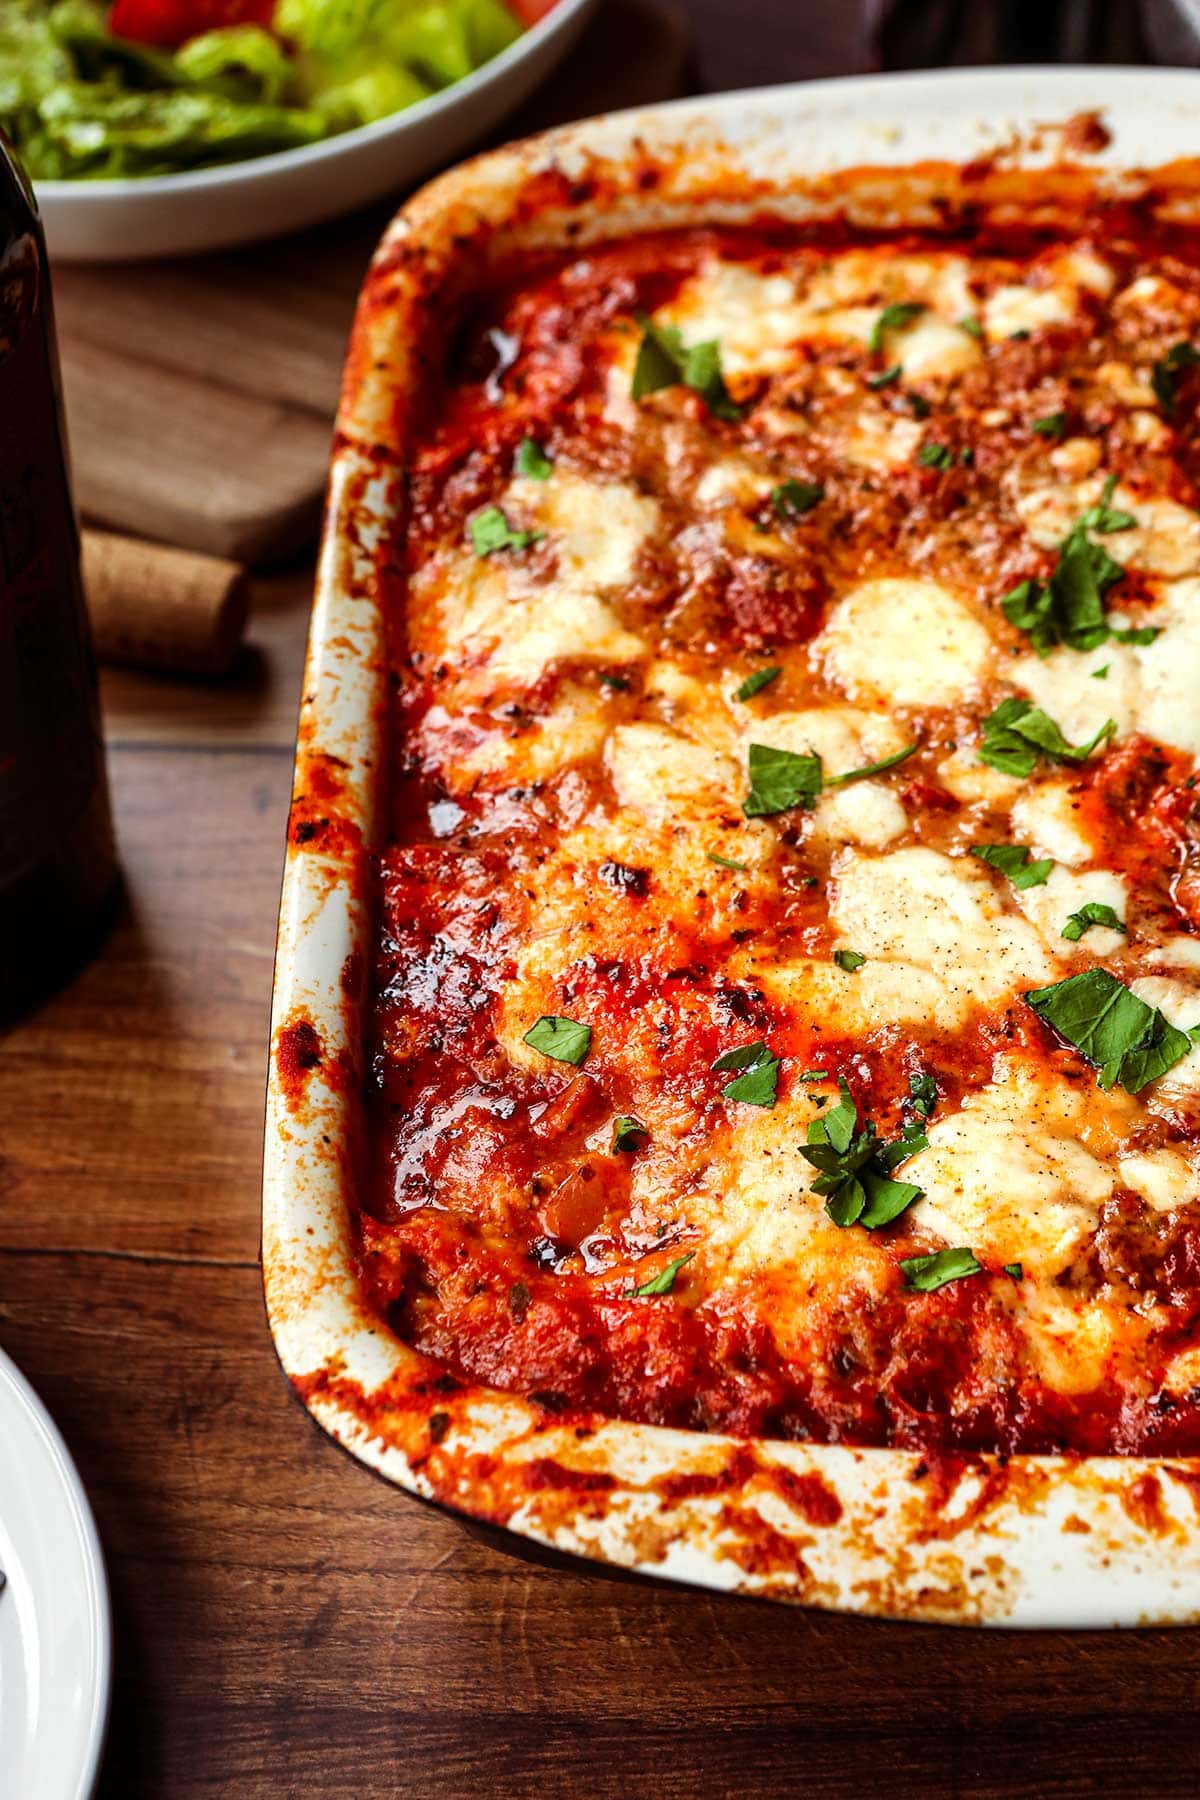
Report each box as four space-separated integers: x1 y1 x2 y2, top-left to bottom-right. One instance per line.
263 64 1200 1626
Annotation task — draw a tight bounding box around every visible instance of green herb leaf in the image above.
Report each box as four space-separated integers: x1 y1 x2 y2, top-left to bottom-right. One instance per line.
1032 411 1068 439
827 742 920 786
909 1071 938 1117
1024 968 1192 1093
1152 341 1200 416
900 1247 982 1292
799 1068 830 1081
867 364 901 389
917 442 954 471
733 666 782 702
1111 624 1162 647
598 671 631 691
869 301 924 354
958 315 984 339
771 479 824 520
978 698 1115 778
712 1040 780 1107
1004 1262 1024 1280
1001 531 1125 658
834 948 866 973
523 1015 591 1065
907 391 932 419
515 436 553 480
1061 901 1126 942
630 313 741 420
469 505 542 557
743 743 823 817
858 1167 924 1230
706 851 748 871
612 1115 648 1152
1091 664 1110 680
1076 474 1136 535
628 1251 693 1297
875 1116 930 1171
970 842 1055 890
803 1079 924 1231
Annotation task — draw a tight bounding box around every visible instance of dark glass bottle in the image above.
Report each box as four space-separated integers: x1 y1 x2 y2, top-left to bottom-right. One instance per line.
0 134 117 1021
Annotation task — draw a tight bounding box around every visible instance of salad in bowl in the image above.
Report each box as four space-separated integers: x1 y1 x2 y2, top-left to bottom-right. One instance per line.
0 0 554 178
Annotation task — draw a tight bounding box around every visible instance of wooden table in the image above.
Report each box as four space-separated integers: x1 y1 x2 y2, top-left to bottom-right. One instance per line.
7 12 1200 1797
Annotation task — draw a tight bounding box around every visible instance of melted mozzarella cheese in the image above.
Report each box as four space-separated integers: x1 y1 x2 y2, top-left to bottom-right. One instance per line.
605 721 736 830
1013 577 1200 756
889 310 981 381
820 578 993 709
1009 780 1094 867
1118 1147 1200 1213
429 471 658 685
840 410 925 472
906 1064 1116 1277
825 846 1057 1024
815 781 908 849
1014 866 1128 959
652 250 981 380
1016 476 1200 578
984 283 1074 340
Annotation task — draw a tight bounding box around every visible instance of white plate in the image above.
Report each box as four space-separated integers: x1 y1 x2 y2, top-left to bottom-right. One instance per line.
0 1347 110 1799
34 0 596 262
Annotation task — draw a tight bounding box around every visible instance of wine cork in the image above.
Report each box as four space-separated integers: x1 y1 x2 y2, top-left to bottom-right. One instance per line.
82 529 249 678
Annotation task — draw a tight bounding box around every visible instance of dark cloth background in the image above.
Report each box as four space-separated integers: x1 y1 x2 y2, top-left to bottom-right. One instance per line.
679 0 1188 93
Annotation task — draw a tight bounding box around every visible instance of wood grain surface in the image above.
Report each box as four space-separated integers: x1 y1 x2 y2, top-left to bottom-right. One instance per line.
6 10 1200 1796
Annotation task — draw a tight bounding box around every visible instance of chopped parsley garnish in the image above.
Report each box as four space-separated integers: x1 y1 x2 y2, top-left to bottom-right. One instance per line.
978 698 1115 778
1024 968 1193 1093
515 436 553 480
733 665 782 702
1076 474 1136 535
1001 479 1139 659
1004 1262 1024 1280
801 1079 925 1231
1031 410 1068 439
970 843 1054 890
826 742 919 785
743 744 823 817
1061 902 1126 942
900 1248 982 1292
917 442 954 471
868 364 901 389
833 948 866 973
744 739 918 816
908 1071 938 1117
612 1115 648 1152
1152 340 1200 416
523 1015 591 1065
1091 664 1110 680
712 1040 780 1108
631 313 741 420
907 391 931 419
869 301 924 355
1009 328 1031 341
627 1252 693 1297
469 506 542 557
799 1068 830 1081
706 851 748 871
772 479 824 520
958 315 984 339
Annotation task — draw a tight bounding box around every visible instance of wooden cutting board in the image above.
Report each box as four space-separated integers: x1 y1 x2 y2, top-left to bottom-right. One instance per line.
52 0 689 566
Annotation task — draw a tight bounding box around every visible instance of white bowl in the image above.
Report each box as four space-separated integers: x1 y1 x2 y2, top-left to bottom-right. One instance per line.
34 0 596 262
